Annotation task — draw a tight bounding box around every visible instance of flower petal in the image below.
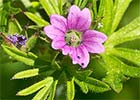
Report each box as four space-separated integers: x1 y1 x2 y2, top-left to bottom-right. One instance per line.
44 25 64 39
62 45 72 55
76 45 89 68
51 37 66 50
83 40 105 53
69 47 79 64
50 14 67 32
82 30 107 43
76 8 91 32
70 45 89 68
67 5 80 30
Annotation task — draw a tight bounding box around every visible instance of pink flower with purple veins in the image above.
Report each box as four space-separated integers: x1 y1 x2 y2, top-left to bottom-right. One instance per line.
44 5 107 68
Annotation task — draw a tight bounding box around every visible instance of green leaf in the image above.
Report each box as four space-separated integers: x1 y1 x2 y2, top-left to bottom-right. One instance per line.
75 77 110 93
83 77 110 93
76 70 93 78
8 18 22 34
122 64 140 78
21 0 31 8
39 0 58 16
32 86 50 100
101 55 124 93
32 78 54 100
74 78 88 93
105 17 140 46
12 68 39 79
26 33 38 51
48 80 58 100
80 0 88 9
110 48 140 66
25 12 49 27
49 0 60 14
0 11 8 32
67 77 75 100
111 0 132 33
41 90 50 100
58 0 66 15
74 0 79 6
98 0 113 35
0 0 3 7
103 72 124 93
1 45 37 66
31 1 40 8
17 77 53 96
98 0 104 17
92 0 97 17
102 54 140 92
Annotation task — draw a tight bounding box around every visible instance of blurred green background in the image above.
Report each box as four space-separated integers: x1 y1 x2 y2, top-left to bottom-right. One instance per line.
0 0 140 100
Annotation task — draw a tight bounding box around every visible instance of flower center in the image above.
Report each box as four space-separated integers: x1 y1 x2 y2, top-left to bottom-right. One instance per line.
65 30 82 47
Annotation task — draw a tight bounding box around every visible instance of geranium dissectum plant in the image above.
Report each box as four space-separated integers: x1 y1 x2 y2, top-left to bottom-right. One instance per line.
1 0 140 100
44 5 107 68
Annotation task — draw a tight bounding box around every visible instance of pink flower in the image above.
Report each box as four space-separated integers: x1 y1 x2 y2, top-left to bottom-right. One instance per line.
44 5 107 68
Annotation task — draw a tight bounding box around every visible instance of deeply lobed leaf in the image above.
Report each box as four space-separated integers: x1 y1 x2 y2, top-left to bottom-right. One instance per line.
1 45 37 66
48 80 58 100
111 0 132 33
17 77 53 96
12 68 39 79
105 17 140 47
102 54 140 92
25 12 49 27
99 0 113 35
67 77 75 100
109 48 140 66
75 77 110 93
32 80 52 100
39 0 60 16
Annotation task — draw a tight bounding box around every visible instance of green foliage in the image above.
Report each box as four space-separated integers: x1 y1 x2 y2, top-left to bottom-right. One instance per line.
1 45 37 66
67 77 75 100
8 18 22 34
111 0 132 33
75 77 110 93
98 0 113 35
32 85 50 100
98 0 132 35
74 0 88 9
39 0 59 16
0 2 21 33
100 16 140 93
48 80 58 100
17 77 53 96
12 68 39 79
105 17 140 46
75 78 88 93
25 12 49 27
109 48 140 66
26 33 39 51
101 54 140 92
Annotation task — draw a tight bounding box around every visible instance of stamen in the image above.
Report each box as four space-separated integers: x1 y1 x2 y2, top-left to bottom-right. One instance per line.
65 30 82 47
